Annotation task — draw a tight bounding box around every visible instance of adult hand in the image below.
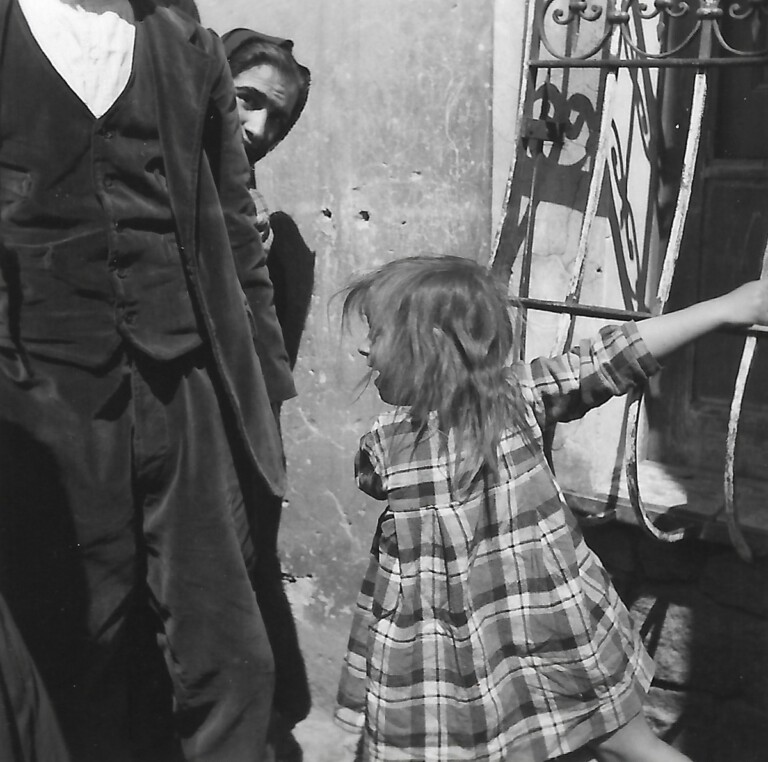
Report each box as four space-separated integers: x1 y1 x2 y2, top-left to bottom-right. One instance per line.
637 277 768 360
716 278 768 328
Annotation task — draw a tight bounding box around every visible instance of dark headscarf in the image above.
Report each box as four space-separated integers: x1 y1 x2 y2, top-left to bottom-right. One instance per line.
222 28 310 156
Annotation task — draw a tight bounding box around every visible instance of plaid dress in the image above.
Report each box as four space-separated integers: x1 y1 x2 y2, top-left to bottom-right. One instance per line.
335 324 659 762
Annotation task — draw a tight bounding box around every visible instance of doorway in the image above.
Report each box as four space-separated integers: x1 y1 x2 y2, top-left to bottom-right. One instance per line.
655 4 768 481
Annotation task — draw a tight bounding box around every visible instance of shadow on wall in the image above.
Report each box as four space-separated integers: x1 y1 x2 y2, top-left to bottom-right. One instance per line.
584 522 768 762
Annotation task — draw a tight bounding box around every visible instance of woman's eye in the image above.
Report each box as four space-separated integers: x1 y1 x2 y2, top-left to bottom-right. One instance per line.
236 89 267 111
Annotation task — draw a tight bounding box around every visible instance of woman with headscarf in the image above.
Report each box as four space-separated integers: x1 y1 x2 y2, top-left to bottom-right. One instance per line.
224 28 314 371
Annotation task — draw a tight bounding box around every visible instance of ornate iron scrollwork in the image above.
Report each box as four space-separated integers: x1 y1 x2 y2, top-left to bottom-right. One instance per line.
636 1 690 21
537 0 768 61
552 1 605 24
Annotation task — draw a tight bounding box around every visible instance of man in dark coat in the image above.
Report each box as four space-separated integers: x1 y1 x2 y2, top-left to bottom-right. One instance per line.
0 1 295 759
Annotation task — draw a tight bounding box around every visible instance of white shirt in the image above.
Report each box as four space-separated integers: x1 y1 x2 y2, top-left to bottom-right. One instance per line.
18 0 136 118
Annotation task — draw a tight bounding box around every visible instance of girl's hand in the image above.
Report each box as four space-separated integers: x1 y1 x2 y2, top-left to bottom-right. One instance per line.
716 278 768 328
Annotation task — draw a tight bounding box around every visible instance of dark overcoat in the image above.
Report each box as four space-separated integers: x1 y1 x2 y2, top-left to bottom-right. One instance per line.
0 0 295 496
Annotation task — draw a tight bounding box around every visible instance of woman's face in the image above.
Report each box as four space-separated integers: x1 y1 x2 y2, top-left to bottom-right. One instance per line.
233 63 300 163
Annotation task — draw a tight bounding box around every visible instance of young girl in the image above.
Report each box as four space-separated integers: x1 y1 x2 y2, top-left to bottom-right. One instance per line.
335 255 768 762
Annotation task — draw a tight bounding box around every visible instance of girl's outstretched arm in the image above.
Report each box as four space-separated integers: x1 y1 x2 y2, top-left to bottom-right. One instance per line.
636 278 768 360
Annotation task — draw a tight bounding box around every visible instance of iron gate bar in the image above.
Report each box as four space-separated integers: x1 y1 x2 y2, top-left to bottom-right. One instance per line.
624 69 708 543
530 56 768 67
515 71 550 362
723 250 768 563
553 57 619 354
725 336 758 561
515 297 768 337
550 0 626 360
653 73 706 314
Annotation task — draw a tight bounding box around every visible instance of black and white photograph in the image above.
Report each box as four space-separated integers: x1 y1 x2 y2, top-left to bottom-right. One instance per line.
0 2 767 760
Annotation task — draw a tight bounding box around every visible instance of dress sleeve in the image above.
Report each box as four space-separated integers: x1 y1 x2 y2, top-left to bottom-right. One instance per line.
355 430 387 500
516 322 661 431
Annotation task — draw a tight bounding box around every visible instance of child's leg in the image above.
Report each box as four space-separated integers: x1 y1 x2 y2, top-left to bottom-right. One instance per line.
590 712 692 762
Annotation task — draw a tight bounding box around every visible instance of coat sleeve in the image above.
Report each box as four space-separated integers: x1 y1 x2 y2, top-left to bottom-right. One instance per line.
515 322 661 432
204 33 296 404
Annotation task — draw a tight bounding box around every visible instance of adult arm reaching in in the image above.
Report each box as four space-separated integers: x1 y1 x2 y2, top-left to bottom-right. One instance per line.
636 279 768 360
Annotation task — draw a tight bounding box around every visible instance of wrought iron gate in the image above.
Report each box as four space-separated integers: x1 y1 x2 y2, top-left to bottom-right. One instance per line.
490 0 768 561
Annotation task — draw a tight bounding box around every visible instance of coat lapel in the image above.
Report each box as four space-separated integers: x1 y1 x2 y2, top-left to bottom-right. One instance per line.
142 4 216 258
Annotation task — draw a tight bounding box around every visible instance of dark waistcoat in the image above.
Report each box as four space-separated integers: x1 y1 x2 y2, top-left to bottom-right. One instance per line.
0 2 201 368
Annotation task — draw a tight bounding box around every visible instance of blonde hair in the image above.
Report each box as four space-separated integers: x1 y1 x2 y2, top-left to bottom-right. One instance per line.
342 255 524 491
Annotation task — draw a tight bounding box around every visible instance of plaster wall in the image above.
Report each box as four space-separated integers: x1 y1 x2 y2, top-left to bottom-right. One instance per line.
197 1 511 692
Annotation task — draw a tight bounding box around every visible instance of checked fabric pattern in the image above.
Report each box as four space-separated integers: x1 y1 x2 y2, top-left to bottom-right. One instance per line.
335 324 659 762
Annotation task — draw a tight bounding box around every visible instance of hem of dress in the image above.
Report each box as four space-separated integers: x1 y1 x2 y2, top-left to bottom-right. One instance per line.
334 706 364 734
542 682 648 760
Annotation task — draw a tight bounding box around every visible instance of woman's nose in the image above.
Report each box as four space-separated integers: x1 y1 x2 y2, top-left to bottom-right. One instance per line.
244 109 269 140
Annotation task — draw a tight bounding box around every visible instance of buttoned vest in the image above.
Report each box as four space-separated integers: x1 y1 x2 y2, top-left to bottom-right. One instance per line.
0 1 201 368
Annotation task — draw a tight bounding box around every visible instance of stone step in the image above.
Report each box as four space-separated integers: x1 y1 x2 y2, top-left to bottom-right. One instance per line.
565 459 768 554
